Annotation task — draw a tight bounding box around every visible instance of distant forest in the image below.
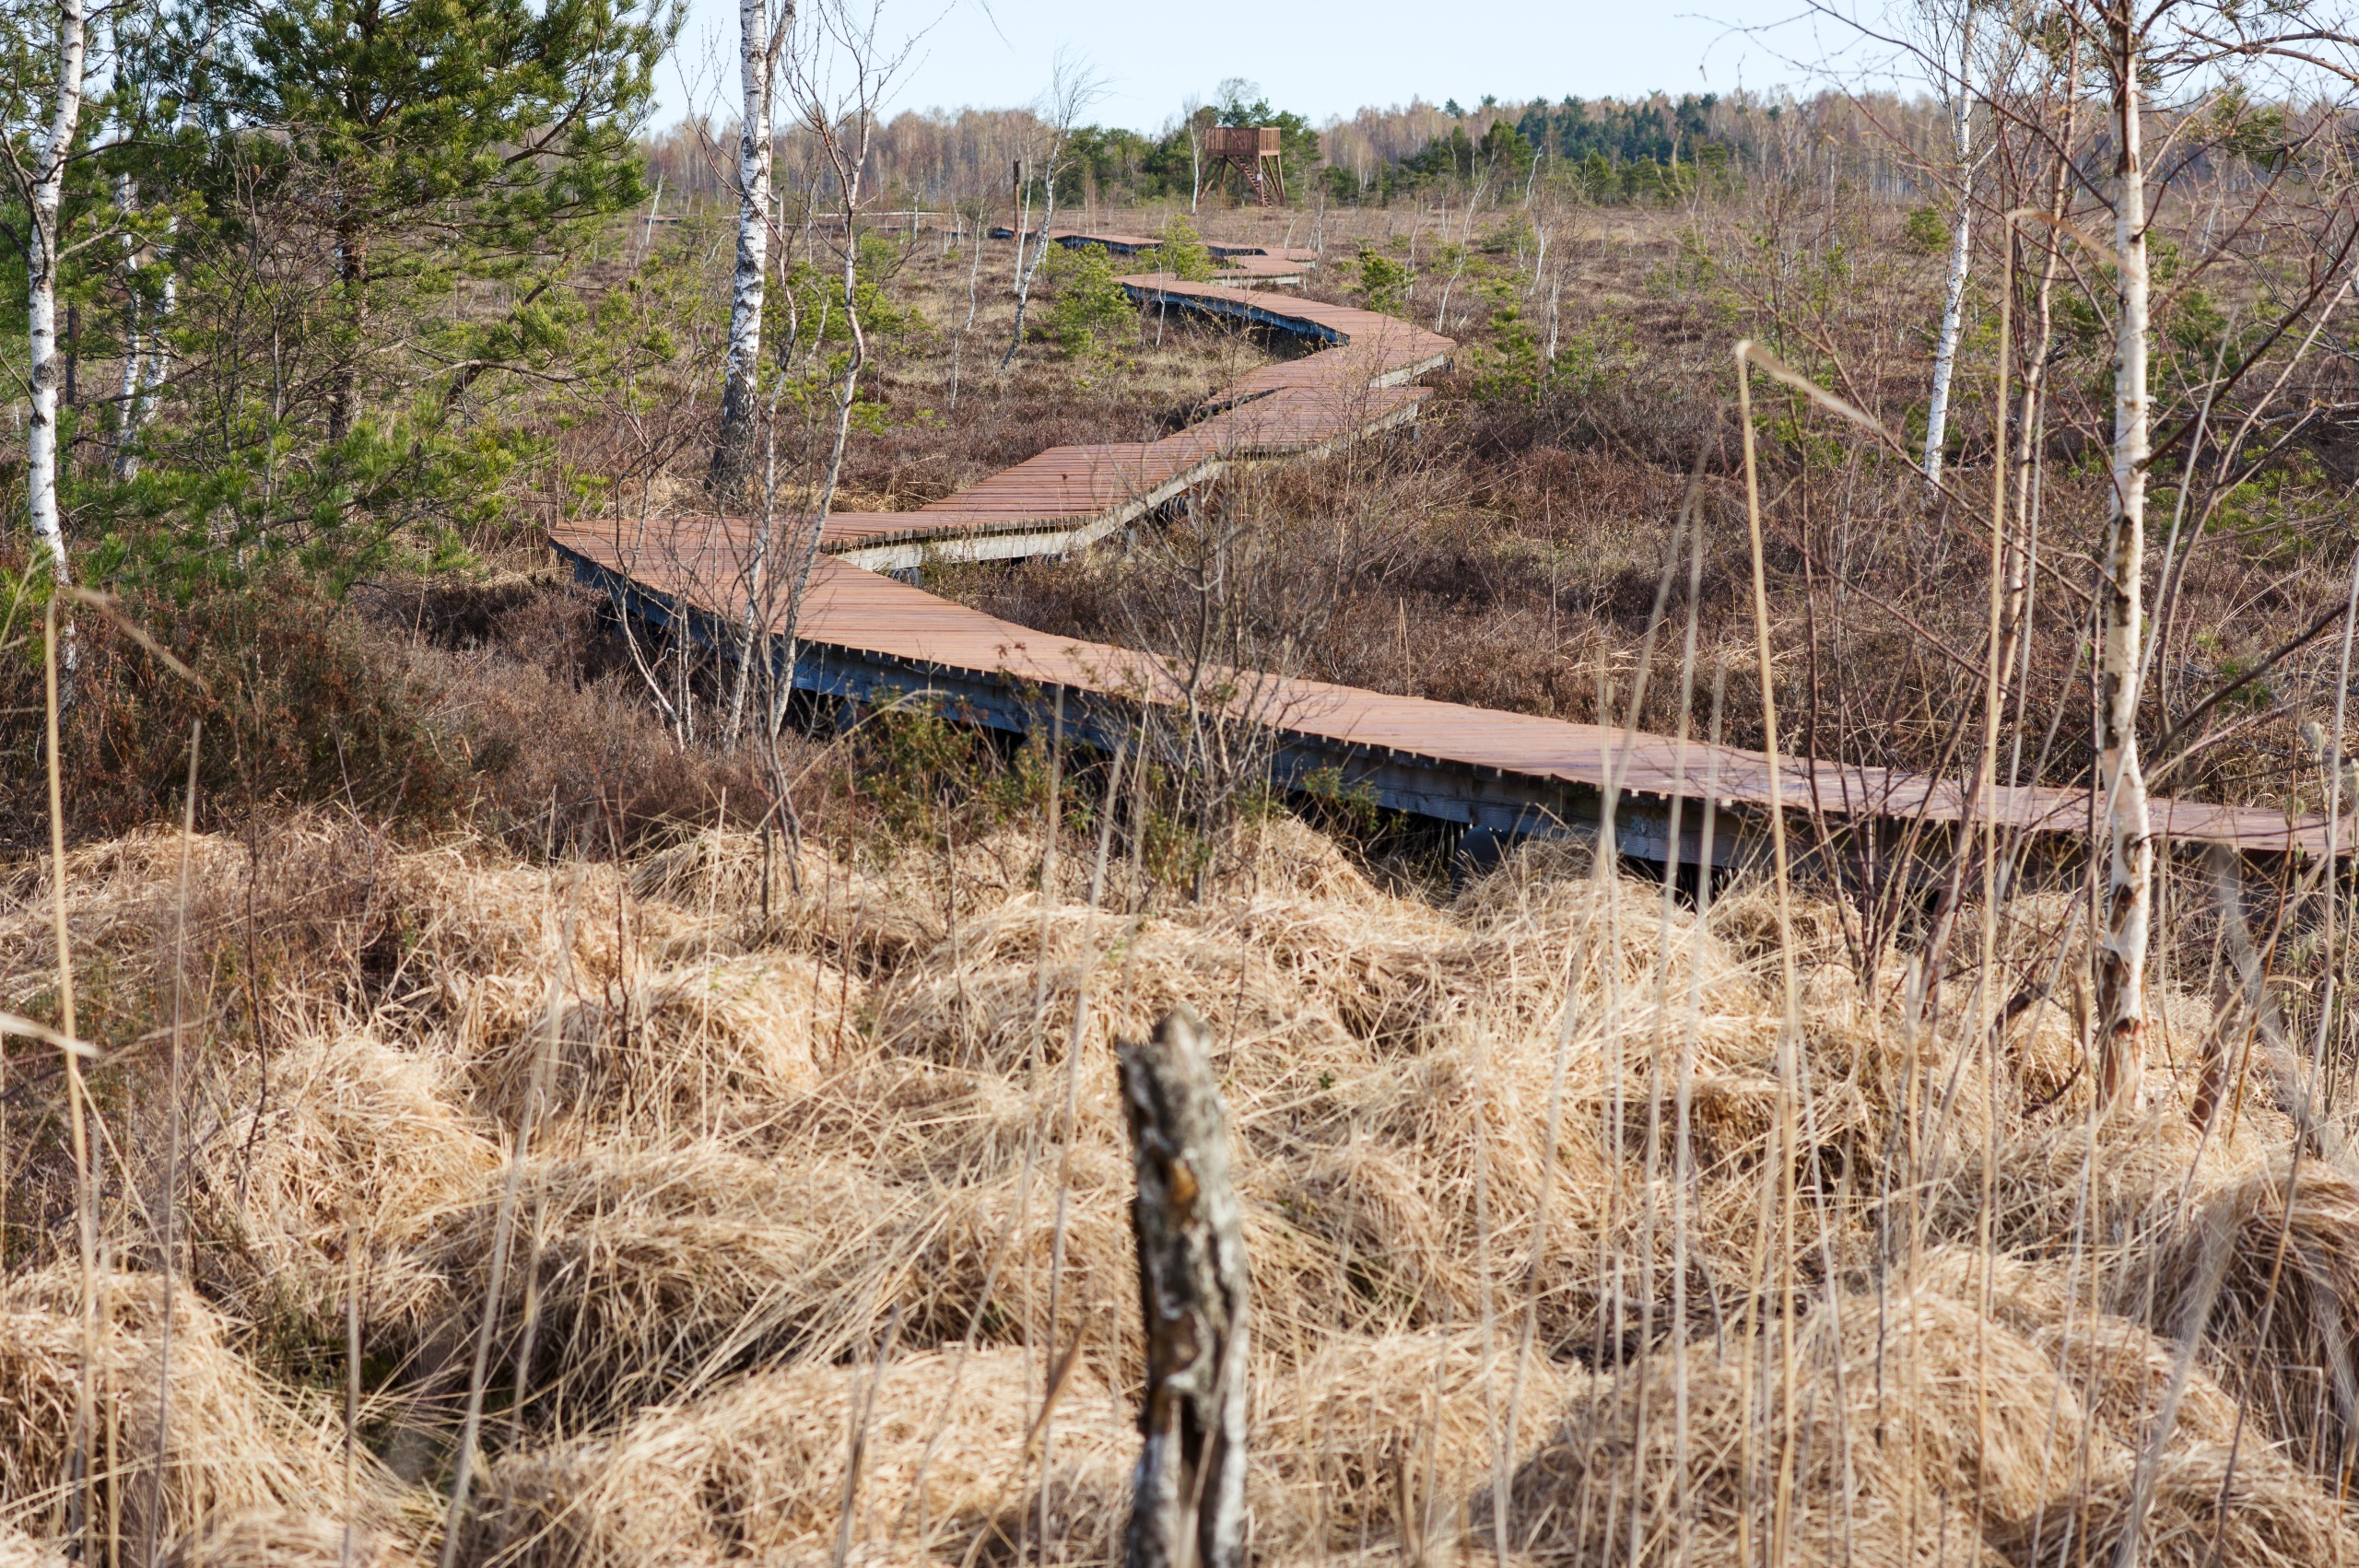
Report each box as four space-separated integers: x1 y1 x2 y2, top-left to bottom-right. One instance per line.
643 88 1895 213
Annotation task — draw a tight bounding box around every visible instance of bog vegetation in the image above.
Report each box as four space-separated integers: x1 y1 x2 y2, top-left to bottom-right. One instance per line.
11 1 2359 1566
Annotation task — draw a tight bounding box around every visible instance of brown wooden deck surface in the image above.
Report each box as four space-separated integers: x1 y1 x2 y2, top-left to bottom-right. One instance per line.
549 515 2335 857
790 271 1446 566
552 245 2335 859
985 228 1312 281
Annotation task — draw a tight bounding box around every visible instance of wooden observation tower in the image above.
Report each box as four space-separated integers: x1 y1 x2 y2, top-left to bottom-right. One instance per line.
1200 126 1285 206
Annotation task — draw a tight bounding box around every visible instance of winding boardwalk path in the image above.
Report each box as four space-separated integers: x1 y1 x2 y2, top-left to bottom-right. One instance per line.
553 243 2336 864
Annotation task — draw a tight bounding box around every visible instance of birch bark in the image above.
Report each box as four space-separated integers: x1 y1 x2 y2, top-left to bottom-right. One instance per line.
1001 147 1059 369
2095 17 2154 1103
711 0 789 495
1921 5 1975 488
27 0 88 615
117 29 206 481
111 170 138 474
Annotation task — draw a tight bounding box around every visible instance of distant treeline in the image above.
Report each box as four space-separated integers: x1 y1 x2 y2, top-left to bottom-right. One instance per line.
643 88 1938 213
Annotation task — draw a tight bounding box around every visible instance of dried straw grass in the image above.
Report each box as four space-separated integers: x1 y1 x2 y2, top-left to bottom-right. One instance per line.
1503 1274 2353 1568
2135 1162 2359 1472
21 797 2359 1568
0 1531 60 1568
0 1270 414 1559
194 1026 495 1348
464 1348 1134 1568
461 954 840 1129
158 1509 419 1568
1253 1328 1575 1550
1989 1443 2355 1568
425 1144 932 1425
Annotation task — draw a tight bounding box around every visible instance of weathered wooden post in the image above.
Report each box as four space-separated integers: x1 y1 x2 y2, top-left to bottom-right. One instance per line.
1118 1007 1250 1568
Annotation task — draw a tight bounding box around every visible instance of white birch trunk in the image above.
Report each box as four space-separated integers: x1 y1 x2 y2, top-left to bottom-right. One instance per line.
118 30 206 484
1003 143 1061 369
113 168 165 483
1921 6 1974 488
711 0 782 494
2096 20 2153 1104
124 265 175 476
28 0 87 613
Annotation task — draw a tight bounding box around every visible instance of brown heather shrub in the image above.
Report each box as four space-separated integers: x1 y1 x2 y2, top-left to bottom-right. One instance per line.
0 568 476 848
0 561 779 858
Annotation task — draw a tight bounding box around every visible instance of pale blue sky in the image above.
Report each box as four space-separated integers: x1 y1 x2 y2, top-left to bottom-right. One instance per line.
654 0 1845 133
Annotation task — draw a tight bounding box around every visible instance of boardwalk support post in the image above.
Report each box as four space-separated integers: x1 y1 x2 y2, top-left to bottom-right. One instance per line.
1119 1007 1249 1568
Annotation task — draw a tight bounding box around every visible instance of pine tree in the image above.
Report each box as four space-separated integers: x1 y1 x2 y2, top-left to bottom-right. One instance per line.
205 0 669 442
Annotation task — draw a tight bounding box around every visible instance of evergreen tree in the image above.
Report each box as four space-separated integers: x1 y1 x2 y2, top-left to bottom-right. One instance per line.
203 0 671 440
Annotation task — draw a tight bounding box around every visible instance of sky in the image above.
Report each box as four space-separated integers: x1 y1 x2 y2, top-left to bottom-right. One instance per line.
652 0 1853 135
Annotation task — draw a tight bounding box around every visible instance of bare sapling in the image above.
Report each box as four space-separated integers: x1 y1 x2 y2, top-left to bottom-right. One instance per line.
1119 1008 1248 1568
1002 52 1099 369
2000 0 2359 1102
736 0 910 832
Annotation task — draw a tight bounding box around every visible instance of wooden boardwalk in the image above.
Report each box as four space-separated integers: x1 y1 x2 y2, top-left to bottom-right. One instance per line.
818 272 1445 571
549 246 2338 862
551 519 2337 860
990 228 1320 282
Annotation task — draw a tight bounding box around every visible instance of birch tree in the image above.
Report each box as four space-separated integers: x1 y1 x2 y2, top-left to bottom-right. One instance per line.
2093 6 2153 1105
110 13 201 482
738 0 908 773
710 0 792 497
1920 0 1976 488
18 0 88 610
1180 93 1203 213
2021 0 2359 1104
1000 52 1098 370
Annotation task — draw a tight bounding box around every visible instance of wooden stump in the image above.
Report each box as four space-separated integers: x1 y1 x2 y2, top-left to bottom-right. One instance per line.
1118 1007 1250 1568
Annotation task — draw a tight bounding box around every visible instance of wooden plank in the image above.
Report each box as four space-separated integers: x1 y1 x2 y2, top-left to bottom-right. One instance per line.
549 525 2336 857
546 239 2331 860
775 277 1450 565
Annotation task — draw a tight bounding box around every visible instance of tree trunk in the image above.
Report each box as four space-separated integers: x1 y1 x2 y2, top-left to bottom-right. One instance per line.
1921 6 1975 489
118 35 204 483
327 222 366 442
1119 1008 1249 1568
27 0 87 625
2095 17 2154 1105
710 0 783 498
947 200 981 414
1003 148 1061 369
111 171 143 476
123 258 177 476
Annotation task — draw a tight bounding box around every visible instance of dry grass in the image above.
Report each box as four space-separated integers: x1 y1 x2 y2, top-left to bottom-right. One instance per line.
3 797 2357 1566
464 1348 1138 1568
0 1270 421 1557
